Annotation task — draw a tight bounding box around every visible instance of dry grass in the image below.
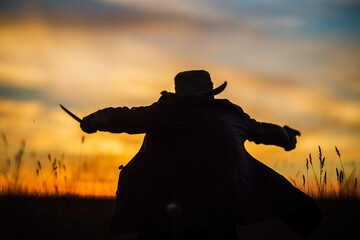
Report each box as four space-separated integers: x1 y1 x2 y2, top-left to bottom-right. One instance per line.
302 146 358 200
1 131 359 199
0 134 27 195
0 133 107 196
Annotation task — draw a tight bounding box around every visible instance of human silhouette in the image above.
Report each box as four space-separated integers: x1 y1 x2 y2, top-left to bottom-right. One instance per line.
80 70 322 240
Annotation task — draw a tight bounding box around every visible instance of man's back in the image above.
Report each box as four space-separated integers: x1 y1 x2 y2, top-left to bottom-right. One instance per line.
109 94 243 231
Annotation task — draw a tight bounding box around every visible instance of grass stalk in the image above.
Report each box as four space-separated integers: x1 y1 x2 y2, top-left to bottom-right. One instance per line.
335 146 349 197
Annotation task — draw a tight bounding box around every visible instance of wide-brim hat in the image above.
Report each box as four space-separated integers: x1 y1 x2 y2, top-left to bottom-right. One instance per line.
172 70 227 95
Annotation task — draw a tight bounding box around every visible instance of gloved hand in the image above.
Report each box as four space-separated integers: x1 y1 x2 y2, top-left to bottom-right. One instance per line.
283 125 301 151
80 112 98 134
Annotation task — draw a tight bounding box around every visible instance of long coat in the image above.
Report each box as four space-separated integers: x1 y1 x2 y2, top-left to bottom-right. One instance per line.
92 93 322 237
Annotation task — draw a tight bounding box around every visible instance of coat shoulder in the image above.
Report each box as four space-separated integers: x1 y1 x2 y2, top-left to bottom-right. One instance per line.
214 99 247 114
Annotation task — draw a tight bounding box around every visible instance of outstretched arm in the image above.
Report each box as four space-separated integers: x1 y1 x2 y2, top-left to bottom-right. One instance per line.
80 95 172 134
234 106 301 151
247 117 300 151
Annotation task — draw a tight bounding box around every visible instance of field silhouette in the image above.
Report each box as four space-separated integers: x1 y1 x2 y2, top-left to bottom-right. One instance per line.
1 195 359 240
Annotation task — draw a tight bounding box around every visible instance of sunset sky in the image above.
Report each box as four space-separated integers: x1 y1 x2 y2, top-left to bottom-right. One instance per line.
0 0 359 196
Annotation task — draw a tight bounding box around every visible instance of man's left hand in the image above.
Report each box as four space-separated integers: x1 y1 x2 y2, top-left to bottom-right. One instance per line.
283 125 301 151
80 113 98 134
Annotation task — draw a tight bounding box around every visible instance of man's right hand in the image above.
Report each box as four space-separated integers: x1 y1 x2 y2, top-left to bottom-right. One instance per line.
80 113 98 134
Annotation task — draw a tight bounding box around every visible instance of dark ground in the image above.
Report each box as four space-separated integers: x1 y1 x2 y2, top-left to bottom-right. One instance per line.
0 196 359 240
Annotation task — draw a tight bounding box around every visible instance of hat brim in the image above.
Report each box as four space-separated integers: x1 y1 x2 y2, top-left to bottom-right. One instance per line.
186 81 227 95
211 81 227 95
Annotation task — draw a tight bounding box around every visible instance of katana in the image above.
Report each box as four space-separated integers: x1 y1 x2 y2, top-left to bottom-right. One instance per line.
60 104 82 123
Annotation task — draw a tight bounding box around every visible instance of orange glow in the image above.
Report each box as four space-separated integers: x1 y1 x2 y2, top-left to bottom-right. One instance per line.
1 1 359 197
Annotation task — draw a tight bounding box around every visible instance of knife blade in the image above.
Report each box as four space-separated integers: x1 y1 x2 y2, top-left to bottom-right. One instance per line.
60 104 82 123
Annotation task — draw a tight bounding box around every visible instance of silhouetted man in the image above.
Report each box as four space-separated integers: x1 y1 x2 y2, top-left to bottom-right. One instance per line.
81 70 322 240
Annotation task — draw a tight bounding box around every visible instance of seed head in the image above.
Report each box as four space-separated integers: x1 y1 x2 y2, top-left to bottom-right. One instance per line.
320 157 325 169
37 161 41 170
340 170 344 183
335 146 341 157
1 133 8 147
302 175 306 187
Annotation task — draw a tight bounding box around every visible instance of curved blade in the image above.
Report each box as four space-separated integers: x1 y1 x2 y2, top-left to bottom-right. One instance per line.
60 104 81 123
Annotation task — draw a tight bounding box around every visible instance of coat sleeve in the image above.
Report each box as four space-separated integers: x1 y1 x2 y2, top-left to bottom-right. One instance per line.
231 103 292 149
246 117 291 149
89 95 172 134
